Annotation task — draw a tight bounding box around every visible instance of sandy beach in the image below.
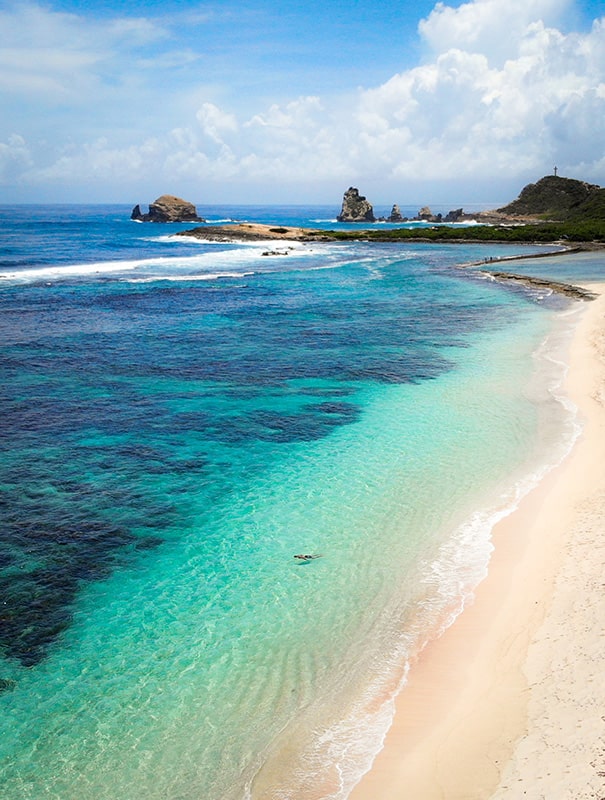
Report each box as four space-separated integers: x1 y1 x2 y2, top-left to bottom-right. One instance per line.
350 284 605 800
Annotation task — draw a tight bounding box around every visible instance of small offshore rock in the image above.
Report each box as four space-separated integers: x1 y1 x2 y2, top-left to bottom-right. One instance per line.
131 195 205 223
416 206 444 223
388 204 404 222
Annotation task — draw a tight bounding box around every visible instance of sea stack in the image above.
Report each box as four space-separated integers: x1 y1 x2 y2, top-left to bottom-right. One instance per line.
337 187 376 223
131 195 205 223
388 204 404 222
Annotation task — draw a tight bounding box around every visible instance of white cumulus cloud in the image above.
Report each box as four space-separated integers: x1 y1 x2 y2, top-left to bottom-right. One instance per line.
196 103 238 144
350 1 605 183
1 0 604 200
419 0 570 63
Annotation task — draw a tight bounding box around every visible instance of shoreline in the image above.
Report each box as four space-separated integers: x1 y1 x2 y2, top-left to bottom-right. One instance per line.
177 222 605 251
349 283 605 799
176 223 601 301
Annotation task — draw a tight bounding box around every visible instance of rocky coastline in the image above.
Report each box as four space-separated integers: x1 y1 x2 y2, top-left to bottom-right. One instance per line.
334 175 605 226
177 223 335 242
480 270 598 300
161 174 605 302
335 187 476 224
334 186 537 226
139 174 605 231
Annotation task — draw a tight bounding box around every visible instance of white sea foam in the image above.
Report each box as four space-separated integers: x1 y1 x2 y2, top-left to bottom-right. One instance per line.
0 261 135 282
124 272 254 283
0 240 330 284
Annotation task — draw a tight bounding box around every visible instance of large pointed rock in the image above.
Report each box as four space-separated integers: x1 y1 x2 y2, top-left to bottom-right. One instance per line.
337 187 376 222
131 195 204 223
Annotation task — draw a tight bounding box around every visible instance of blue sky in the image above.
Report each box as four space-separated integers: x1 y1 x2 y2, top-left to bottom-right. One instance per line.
1 0 604 204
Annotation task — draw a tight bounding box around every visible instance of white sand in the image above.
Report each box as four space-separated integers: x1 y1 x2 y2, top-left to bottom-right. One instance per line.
350 284 605 800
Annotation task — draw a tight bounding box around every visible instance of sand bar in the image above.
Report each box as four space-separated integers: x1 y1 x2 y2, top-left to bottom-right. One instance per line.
350 284 605 800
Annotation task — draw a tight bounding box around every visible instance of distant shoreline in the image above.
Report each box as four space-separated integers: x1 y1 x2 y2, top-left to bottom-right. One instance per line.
178 223 602 302
177 221 605 247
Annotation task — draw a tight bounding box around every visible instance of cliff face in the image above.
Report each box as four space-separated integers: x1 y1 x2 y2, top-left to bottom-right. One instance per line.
497 176 604 220
131 195 204 223
337 187 376 222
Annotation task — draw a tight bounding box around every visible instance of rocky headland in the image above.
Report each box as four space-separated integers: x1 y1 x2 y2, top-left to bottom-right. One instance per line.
458 175 605 225
495 175 604 219
131 195 205 223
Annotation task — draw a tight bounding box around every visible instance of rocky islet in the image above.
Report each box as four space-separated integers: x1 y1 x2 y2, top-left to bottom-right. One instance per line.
131 194 204 223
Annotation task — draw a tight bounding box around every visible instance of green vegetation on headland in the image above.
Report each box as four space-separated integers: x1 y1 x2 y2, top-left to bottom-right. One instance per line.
322 219 605 243
179 219 605 245
498 175 605 221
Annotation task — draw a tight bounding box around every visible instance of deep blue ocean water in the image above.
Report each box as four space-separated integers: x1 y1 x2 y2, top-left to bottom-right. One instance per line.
0 204 600 799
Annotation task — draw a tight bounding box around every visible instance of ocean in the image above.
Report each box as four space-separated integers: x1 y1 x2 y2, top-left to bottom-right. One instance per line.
0 204 598 799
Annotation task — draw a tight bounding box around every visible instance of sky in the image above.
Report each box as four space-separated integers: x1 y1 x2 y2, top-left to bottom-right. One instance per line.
1 0 604 205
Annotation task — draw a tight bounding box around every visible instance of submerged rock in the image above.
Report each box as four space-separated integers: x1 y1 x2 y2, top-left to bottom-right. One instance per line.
131 195 204 223
337 187 376 222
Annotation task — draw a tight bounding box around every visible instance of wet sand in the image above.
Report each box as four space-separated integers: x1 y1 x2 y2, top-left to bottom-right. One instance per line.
350 283 605 800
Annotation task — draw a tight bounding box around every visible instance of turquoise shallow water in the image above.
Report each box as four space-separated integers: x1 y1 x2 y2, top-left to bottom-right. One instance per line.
0 206 596 799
